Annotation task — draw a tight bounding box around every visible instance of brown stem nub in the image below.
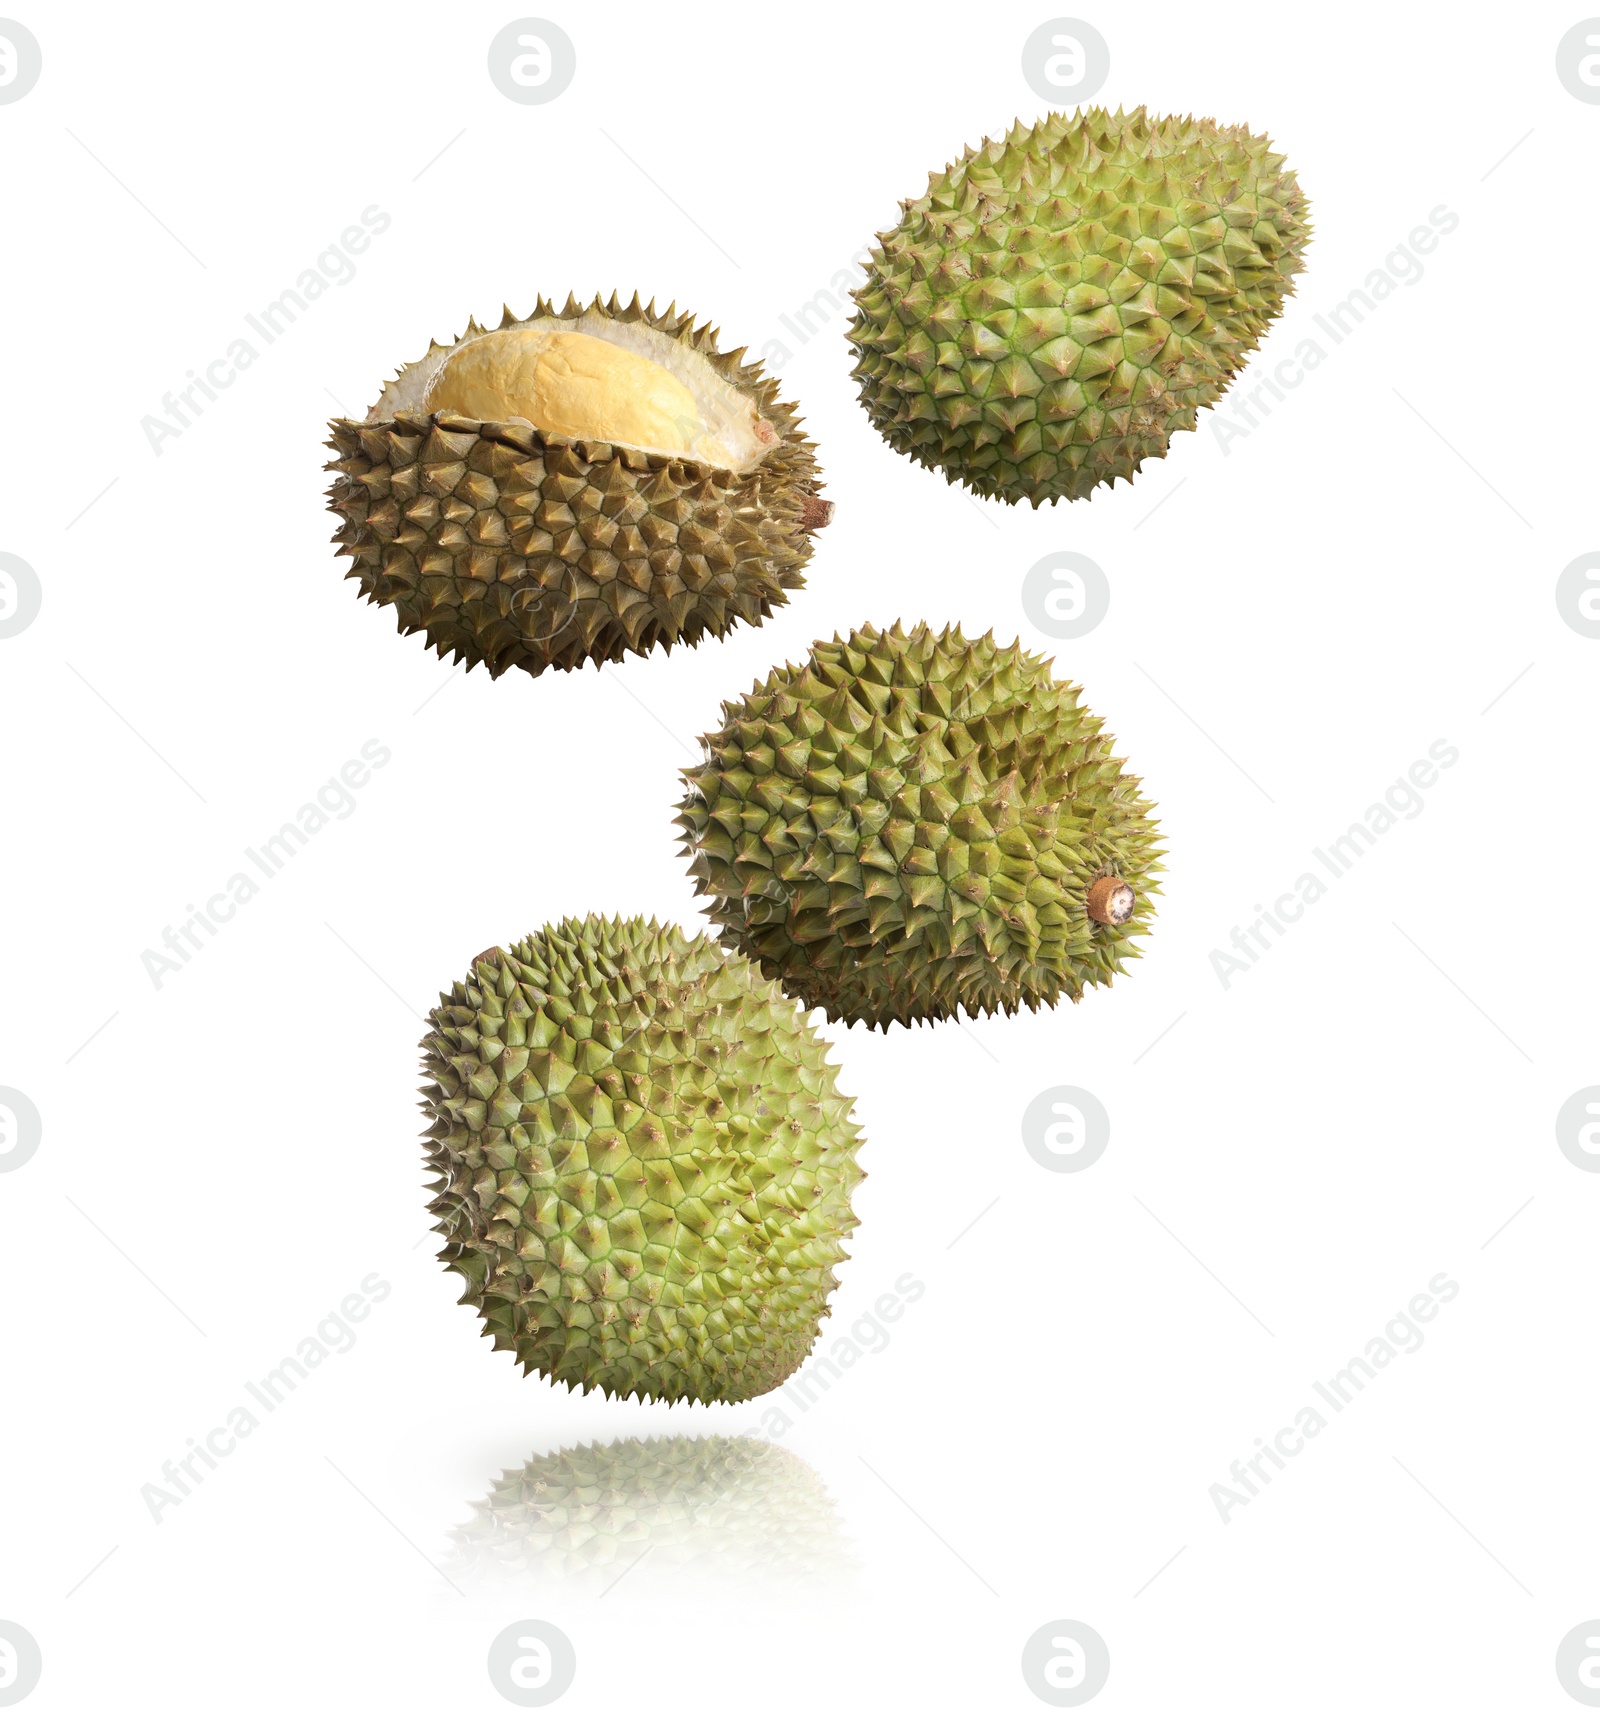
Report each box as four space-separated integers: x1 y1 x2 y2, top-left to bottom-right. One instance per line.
801 495 834 532
473 946 506 971
1086 877 1136 926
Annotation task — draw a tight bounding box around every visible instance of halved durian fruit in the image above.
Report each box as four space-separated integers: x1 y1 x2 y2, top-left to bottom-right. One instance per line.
327 294 831 678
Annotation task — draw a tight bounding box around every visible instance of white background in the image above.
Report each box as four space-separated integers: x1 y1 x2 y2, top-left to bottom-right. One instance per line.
2 1 1597 1719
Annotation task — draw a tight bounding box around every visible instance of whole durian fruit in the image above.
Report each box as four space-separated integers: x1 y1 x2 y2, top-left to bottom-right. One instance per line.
447 1435 852 1591
678 623 1161 1028
421 915 863 1404
848 107 1310 504
327 294 832 677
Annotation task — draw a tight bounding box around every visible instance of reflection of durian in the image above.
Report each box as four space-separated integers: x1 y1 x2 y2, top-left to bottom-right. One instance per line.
326 294 832 679
446 1435 852 1591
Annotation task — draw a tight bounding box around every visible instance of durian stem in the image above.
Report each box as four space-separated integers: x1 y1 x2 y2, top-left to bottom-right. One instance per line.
1087 876 1136 926
800 495 834 532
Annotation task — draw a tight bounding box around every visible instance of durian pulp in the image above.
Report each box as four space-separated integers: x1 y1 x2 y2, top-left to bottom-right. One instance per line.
418 328 770 471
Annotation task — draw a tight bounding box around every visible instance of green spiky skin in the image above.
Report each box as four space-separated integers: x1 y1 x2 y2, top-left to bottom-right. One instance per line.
678 623 1163 1029
447 1435 849 1587
420 915 863 1405
327 293 827 677
848 107 1311 505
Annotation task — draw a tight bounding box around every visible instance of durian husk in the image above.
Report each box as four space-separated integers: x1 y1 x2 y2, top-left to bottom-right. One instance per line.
327 293 828 677
848 107 1312 505
420 914 865 1404
679 622 1164 1028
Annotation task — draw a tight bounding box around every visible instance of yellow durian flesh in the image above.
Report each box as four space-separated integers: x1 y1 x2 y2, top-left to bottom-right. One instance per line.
426 329 746 468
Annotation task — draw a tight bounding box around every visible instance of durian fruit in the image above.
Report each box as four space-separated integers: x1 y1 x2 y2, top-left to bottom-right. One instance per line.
327 294 832 677
678 622 1161 1028
421 915 864 1404
447 1435 852 1591
848 107 1310 504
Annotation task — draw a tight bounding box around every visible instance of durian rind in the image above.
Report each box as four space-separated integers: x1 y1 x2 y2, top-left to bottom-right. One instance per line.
679 622 1164 1028
328 293 825 677
421 914 864 1405
848 106 1311 505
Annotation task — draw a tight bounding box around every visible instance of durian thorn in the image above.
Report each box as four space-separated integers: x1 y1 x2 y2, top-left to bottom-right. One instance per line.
800 496 834 533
